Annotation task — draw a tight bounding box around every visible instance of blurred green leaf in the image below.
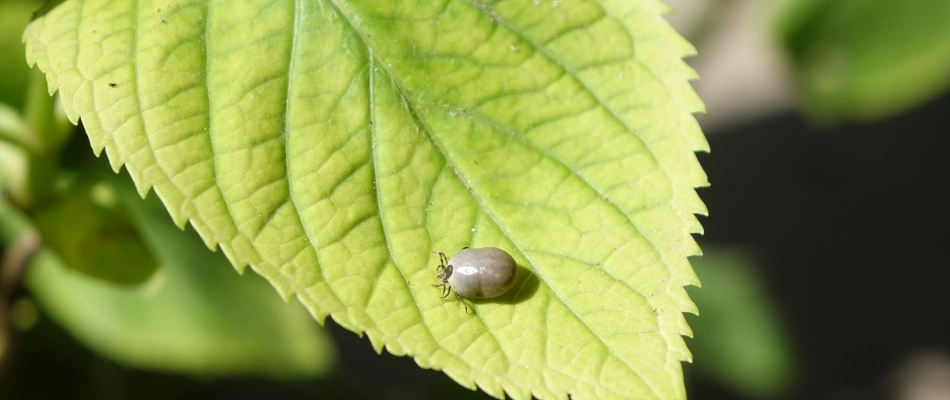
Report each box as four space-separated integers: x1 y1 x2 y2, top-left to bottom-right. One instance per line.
778 0 950 122
0 136 29 204
12 182 336 378
0 136 56 209
686 245 796 399
0 69 73 208
0 103 30 150
22 67 74 154
32 176 158 285
0 0 44 111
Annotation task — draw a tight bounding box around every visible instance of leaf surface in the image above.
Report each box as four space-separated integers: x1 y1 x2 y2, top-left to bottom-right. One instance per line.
24 0 707 398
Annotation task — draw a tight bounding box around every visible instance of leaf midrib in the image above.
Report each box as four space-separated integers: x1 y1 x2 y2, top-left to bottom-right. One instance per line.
312 1 512 396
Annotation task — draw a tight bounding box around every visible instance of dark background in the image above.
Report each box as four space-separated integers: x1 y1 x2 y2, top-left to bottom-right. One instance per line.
691 91 950 400
2 91 948 400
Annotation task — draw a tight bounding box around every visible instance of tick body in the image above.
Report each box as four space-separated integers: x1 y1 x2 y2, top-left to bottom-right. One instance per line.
432 247 518 310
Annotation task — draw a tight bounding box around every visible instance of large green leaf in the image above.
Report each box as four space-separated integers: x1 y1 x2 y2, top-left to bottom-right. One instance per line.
24 0 707 398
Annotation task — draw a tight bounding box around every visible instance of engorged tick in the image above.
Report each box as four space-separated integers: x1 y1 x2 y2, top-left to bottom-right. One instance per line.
432 247 518 312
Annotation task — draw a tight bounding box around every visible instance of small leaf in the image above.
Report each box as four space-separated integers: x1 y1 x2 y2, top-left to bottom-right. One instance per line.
24 179 336 378
32 176 159 284
24 0 707 398
686 245 797 399
778 0 950 121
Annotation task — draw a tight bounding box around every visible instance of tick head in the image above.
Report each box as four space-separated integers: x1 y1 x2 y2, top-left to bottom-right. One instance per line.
437 265 453 282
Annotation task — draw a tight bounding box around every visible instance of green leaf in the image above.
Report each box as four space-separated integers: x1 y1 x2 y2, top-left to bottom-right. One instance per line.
18 182 336 378
0 67 75 208
686 245 796 399
778 0 950 122
32 176 159 284
0 110 30 199
0 0 44 111
24 0 707 398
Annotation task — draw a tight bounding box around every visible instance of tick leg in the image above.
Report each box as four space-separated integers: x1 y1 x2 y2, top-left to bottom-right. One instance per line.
432 283 449 298
433 251 448 271
456 292 469 313
431 282 451 298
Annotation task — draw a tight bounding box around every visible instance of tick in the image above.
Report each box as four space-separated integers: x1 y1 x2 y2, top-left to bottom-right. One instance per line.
432 247 518 312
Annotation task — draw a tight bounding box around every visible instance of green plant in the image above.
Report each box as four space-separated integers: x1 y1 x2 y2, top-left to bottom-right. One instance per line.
4 0 709 398
14 0 949 397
